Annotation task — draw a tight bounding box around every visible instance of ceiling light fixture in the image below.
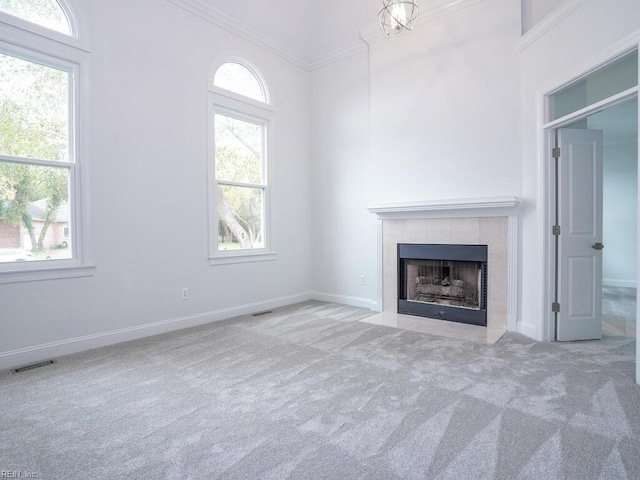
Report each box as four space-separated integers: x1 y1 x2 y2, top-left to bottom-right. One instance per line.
379 0 419 36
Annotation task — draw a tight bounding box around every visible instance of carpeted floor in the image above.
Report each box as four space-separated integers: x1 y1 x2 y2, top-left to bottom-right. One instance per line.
1 301 639 479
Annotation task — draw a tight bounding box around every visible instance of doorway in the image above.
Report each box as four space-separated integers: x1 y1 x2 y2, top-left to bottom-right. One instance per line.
544 46 639 343
552 98 638 341
590 101 638 340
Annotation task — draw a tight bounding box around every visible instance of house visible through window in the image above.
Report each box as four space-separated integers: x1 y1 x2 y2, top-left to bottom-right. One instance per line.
210 60 274 260
0 0 89 274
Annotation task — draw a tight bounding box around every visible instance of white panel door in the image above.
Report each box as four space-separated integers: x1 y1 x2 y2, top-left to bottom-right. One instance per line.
557 128 604 341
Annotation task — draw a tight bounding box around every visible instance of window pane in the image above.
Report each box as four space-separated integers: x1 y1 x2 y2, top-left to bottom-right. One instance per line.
215 113 264 184
0 161 71 262
0 52 70 162
214 63 265 103
217 185 264 250
0 0 71 35
549 51 638 122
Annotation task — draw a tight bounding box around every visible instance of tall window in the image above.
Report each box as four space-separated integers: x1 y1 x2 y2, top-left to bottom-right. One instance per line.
0 0 91 280
209 60 274 262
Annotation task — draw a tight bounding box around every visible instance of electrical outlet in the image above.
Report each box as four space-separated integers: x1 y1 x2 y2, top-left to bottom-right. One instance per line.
360 275 365 285
181 288 189 300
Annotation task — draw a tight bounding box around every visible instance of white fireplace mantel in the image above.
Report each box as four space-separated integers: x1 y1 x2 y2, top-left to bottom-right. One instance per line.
368 196 520 219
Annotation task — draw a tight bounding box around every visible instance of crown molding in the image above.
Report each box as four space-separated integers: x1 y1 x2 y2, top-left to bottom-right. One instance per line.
166 0 487 71
517 0 589 53
165 0 313 70
309 41 369 71
360 0 485 46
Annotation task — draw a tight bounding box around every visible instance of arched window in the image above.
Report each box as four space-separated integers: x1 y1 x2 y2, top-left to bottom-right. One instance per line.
213 62 267 104
0 0 72 35
209 60 275 263
0 0 92 281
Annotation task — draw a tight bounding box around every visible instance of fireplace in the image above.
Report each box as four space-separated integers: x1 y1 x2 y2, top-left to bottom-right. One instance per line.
398 244 488 326
369 198 519 334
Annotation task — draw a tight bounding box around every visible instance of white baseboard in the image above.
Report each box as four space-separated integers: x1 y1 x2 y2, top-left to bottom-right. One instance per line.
518 322 538 341
0 292 313 371
310 291 377 310
603 279 637 289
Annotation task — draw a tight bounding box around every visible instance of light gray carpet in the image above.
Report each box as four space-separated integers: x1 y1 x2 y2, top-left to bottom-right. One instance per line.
1 301 639 479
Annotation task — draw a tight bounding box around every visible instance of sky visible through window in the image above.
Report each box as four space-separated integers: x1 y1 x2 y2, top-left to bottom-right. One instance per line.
0 0 70 35
0 52 69 161
214 63 265 103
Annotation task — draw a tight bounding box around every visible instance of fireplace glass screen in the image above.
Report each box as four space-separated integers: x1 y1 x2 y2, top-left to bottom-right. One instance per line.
404 260 483 310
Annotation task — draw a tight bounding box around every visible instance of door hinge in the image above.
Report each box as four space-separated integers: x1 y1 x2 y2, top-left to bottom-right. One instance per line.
552 225 561 236
552 147 561 159
552 302 560 313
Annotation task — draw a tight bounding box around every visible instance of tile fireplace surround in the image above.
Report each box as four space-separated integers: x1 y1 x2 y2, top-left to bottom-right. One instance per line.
368 197 519 335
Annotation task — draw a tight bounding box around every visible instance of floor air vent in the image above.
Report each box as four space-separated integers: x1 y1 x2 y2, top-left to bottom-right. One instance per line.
11 360 57 374
252 310 273 317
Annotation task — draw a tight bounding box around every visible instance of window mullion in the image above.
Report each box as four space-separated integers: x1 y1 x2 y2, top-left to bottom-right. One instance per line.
0 154 72 169
217 180 266 189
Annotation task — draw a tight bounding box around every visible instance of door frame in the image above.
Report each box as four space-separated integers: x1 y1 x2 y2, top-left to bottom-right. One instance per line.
536 38 639 380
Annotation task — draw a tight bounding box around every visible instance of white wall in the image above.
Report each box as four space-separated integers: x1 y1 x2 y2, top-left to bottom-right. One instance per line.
603 141 638 288
367 0 522 204
310 52 377 307
0 0 312 368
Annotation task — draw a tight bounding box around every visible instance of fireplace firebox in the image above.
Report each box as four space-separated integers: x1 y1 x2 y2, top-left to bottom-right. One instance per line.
398 244 488 326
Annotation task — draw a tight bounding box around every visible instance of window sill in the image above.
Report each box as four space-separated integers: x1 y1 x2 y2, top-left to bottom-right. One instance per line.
0 264 96 284
209 251 277 266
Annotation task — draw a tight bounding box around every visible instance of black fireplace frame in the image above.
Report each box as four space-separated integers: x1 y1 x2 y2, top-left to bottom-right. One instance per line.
398 244 488 327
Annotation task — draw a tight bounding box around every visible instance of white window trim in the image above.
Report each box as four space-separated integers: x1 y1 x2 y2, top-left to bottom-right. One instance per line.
0 5 93 284
210 85 275 114
208 79 276 266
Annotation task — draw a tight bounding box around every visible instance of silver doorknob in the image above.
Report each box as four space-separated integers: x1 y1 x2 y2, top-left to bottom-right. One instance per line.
592 243 604 250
